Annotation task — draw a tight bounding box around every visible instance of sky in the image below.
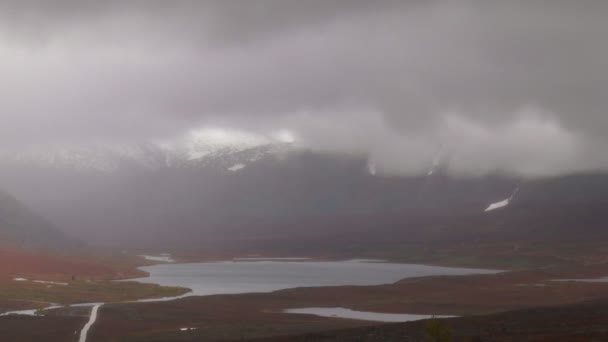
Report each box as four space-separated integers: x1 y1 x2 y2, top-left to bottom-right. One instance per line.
0 0 607 177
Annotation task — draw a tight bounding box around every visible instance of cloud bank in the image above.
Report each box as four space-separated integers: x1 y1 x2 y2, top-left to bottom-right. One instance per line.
0 0 607 176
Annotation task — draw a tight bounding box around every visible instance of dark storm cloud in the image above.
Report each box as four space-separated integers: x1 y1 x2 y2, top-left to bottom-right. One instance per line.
0 0 606 176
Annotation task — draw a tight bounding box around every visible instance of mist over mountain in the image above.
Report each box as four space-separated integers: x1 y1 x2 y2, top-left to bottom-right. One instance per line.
3 3 608 342
1 0 607 250
2 129 608 252
0 131 497 246
0 189 79 250
1 1 608 178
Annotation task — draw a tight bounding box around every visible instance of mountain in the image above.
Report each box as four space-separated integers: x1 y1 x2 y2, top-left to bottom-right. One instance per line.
0 190 79 250
0 128 291 173
1 129 608 254
0 143 517 248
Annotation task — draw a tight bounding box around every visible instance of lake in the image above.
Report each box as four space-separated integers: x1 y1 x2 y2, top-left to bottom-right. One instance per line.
128 259 500 296
284 307 454 322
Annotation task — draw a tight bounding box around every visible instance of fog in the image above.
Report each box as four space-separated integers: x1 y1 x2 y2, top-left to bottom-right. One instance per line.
1 0 607 176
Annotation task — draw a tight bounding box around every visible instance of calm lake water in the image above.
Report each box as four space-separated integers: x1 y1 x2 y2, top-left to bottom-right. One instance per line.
284 307 454 322
129 260 500 296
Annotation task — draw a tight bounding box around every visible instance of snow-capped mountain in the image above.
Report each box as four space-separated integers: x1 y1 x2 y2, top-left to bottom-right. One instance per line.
0 128 294 173
0 143 166 172
5 127 608 252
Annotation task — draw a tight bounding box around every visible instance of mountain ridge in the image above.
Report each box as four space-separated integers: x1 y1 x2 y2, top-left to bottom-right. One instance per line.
0 190 80 251
1 134 608 253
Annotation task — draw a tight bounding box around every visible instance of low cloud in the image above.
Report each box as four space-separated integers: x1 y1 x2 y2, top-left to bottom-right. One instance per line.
0 1 607 176
286 108 597 177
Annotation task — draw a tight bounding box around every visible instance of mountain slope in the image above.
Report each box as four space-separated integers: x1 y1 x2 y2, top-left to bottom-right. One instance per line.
0 190 79 250
2 134 608 255
0 147 518 247
0 129 290 172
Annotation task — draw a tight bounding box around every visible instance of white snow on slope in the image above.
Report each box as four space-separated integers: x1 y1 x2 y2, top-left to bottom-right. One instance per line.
0 143 159 172
0 128 293 172
177 128 271 161
228 163 246 172
485 198 510 212
367 160 376 175
484 185 521 212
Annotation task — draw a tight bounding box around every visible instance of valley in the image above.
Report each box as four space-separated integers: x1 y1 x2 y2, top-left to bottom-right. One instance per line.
3 2 607 340
6 244 608 341
3 134 608 341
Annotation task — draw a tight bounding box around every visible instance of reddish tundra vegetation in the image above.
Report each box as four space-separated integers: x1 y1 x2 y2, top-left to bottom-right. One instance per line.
0 249 114 278
84 263 608 341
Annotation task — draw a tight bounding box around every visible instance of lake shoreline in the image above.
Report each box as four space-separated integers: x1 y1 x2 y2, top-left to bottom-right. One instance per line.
125 259 500 297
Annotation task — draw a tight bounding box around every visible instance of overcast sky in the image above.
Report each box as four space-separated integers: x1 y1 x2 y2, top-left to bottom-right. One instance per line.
1 0 607 176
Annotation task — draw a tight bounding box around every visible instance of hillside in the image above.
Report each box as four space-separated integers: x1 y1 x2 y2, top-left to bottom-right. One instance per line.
2 133 608 260
0 190 79 251
3 141 608 259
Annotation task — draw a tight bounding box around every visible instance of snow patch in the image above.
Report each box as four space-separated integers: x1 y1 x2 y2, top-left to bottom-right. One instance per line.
182 128 270 161
484 185 520 212
485 198 510 212
0 127 284 171
367 160 376 175
187 151 210 161
13 278 27 281
180 327 198 331
227 163 246 172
